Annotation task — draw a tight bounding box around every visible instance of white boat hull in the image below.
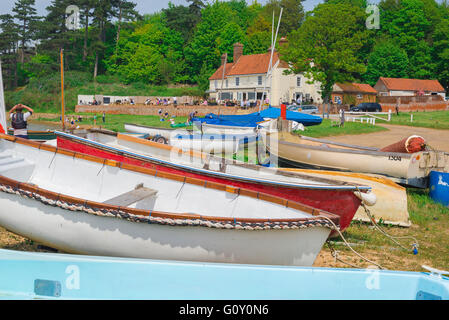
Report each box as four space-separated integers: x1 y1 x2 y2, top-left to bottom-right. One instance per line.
0 192 330 266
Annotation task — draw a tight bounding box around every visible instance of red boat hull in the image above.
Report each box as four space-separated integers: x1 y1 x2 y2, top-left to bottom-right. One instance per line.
57 136 362 232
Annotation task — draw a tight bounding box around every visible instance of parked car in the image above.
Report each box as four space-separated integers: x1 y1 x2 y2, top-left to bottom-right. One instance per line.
287 105 300 111
287 105 319 114
350 102 382 112
298 105 319 114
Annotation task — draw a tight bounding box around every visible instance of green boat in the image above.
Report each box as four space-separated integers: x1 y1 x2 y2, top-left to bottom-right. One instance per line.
7 129 56 141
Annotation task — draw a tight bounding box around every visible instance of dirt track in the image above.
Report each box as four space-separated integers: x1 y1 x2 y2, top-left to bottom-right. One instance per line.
325 124 449 152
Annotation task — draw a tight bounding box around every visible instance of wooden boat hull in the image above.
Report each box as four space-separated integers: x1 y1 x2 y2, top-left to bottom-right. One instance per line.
55 130 373 232
1 249 448 300
282 169 410 227
0 134 337 266
7 129 56 141
263 131 449 188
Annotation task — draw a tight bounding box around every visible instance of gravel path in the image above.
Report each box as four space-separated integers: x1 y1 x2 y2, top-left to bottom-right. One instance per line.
323 124 449 152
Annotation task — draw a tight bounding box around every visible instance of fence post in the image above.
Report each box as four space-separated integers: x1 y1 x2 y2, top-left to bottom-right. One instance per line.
410 114 413 122
388 109 391 121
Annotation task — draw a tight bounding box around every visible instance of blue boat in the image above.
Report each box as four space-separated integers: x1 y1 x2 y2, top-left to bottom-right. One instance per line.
429 171 449 206
0 249 448 300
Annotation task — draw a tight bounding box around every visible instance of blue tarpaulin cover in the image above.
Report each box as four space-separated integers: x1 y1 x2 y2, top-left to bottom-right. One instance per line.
193 107 322 127
258 107 322 126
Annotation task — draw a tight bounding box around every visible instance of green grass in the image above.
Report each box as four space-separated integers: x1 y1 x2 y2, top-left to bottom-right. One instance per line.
5 71 204 114
330 188 449 271
385 110 449 130
295 119 388 138
35 113 191 132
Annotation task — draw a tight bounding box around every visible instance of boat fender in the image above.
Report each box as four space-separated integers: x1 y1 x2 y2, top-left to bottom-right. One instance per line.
354 191 377 206
152 135 168 145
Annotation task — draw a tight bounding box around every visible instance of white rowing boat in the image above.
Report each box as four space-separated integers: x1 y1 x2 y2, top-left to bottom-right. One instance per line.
124 123 249 154
0 133 339 266
261 128 449 188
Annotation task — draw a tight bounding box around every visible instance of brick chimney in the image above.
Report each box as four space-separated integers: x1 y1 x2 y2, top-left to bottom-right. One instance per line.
279 37 288 47
233 42 243 62
221 53 227 66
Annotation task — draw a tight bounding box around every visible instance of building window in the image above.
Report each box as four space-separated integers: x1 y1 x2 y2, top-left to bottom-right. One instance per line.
236 77 240 86
356 94 363 99
226 79 228 88
296 77 301 87
214 80 218 88
258 76 262 85
248 92 256 100
220 92 232 100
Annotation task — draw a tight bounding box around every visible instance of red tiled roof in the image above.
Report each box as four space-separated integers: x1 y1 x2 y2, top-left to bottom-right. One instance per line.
334 83 377 94
209 51 288 80
209 63 234 80
379 77 445 92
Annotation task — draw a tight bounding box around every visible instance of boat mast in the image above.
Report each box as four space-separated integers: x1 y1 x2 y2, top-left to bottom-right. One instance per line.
60 49 65 132
259 8 283 113
217 52 227 118
0 60 6 133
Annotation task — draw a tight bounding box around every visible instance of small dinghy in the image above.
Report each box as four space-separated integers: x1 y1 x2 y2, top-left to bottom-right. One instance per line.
1 249 448 300
261 123 449 188
124 123 252 154
0 133 339 266
55 129 377 233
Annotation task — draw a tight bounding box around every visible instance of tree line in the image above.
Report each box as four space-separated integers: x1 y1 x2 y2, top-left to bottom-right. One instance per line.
1 0 448 102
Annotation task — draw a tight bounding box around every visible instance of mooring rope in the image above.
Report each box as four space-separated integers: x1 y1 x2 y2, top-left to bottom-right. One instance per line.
356 187 419 254
317 215 384 269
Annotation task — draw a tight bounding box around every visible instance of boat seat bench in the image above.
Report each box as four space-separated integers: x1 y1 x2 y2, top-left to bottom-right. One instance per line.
103 185 158 207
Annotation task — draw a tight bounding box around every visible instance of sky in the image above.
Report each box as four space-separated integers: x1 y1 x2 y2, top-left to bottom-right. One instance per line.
0 0 324 16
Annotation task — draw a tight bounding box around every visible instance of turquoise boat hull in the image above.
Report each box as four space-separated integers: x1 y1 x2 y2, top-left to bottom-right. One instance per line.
0 249 448 300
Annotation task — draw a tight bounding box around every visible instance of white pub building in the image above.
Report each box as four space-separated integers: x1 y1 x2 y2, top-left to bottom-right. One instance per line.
207 40 322 106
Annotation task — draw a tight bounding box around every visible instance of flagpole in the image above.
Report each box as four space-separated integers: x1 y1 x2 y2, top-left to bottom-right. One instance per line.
60 49 65 132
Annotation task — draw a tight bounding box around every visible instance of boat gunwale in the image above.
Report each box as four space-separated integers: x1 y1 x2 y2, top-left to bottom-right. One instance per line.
0 133 340 226
124 123 193 133
277 137 417 158
56 130 371 191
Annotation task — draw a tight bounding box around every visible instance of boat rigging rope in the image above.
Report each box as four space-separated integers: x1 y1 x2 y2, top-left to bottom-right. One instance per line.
356 187 419 254
327 241 362 269
317 215 384 270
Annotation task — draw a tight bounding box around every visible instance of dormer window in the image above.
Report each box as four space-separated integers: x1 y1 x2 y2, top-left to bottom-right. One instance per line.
297 77 301 87
236 77 240 86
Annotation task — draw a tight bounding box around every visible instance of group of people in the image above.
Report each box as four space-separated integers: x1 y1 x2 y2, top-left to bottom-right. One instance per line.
149 97 178 107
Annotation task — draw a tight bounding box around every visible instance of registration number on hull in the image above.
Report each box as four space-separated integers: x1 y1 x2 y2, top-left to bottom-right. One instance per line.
388 155 402 161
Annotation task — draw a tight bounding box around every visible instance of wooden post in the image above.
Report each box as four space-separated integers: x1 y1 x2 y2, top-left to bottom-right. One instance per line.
60 49 65 132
